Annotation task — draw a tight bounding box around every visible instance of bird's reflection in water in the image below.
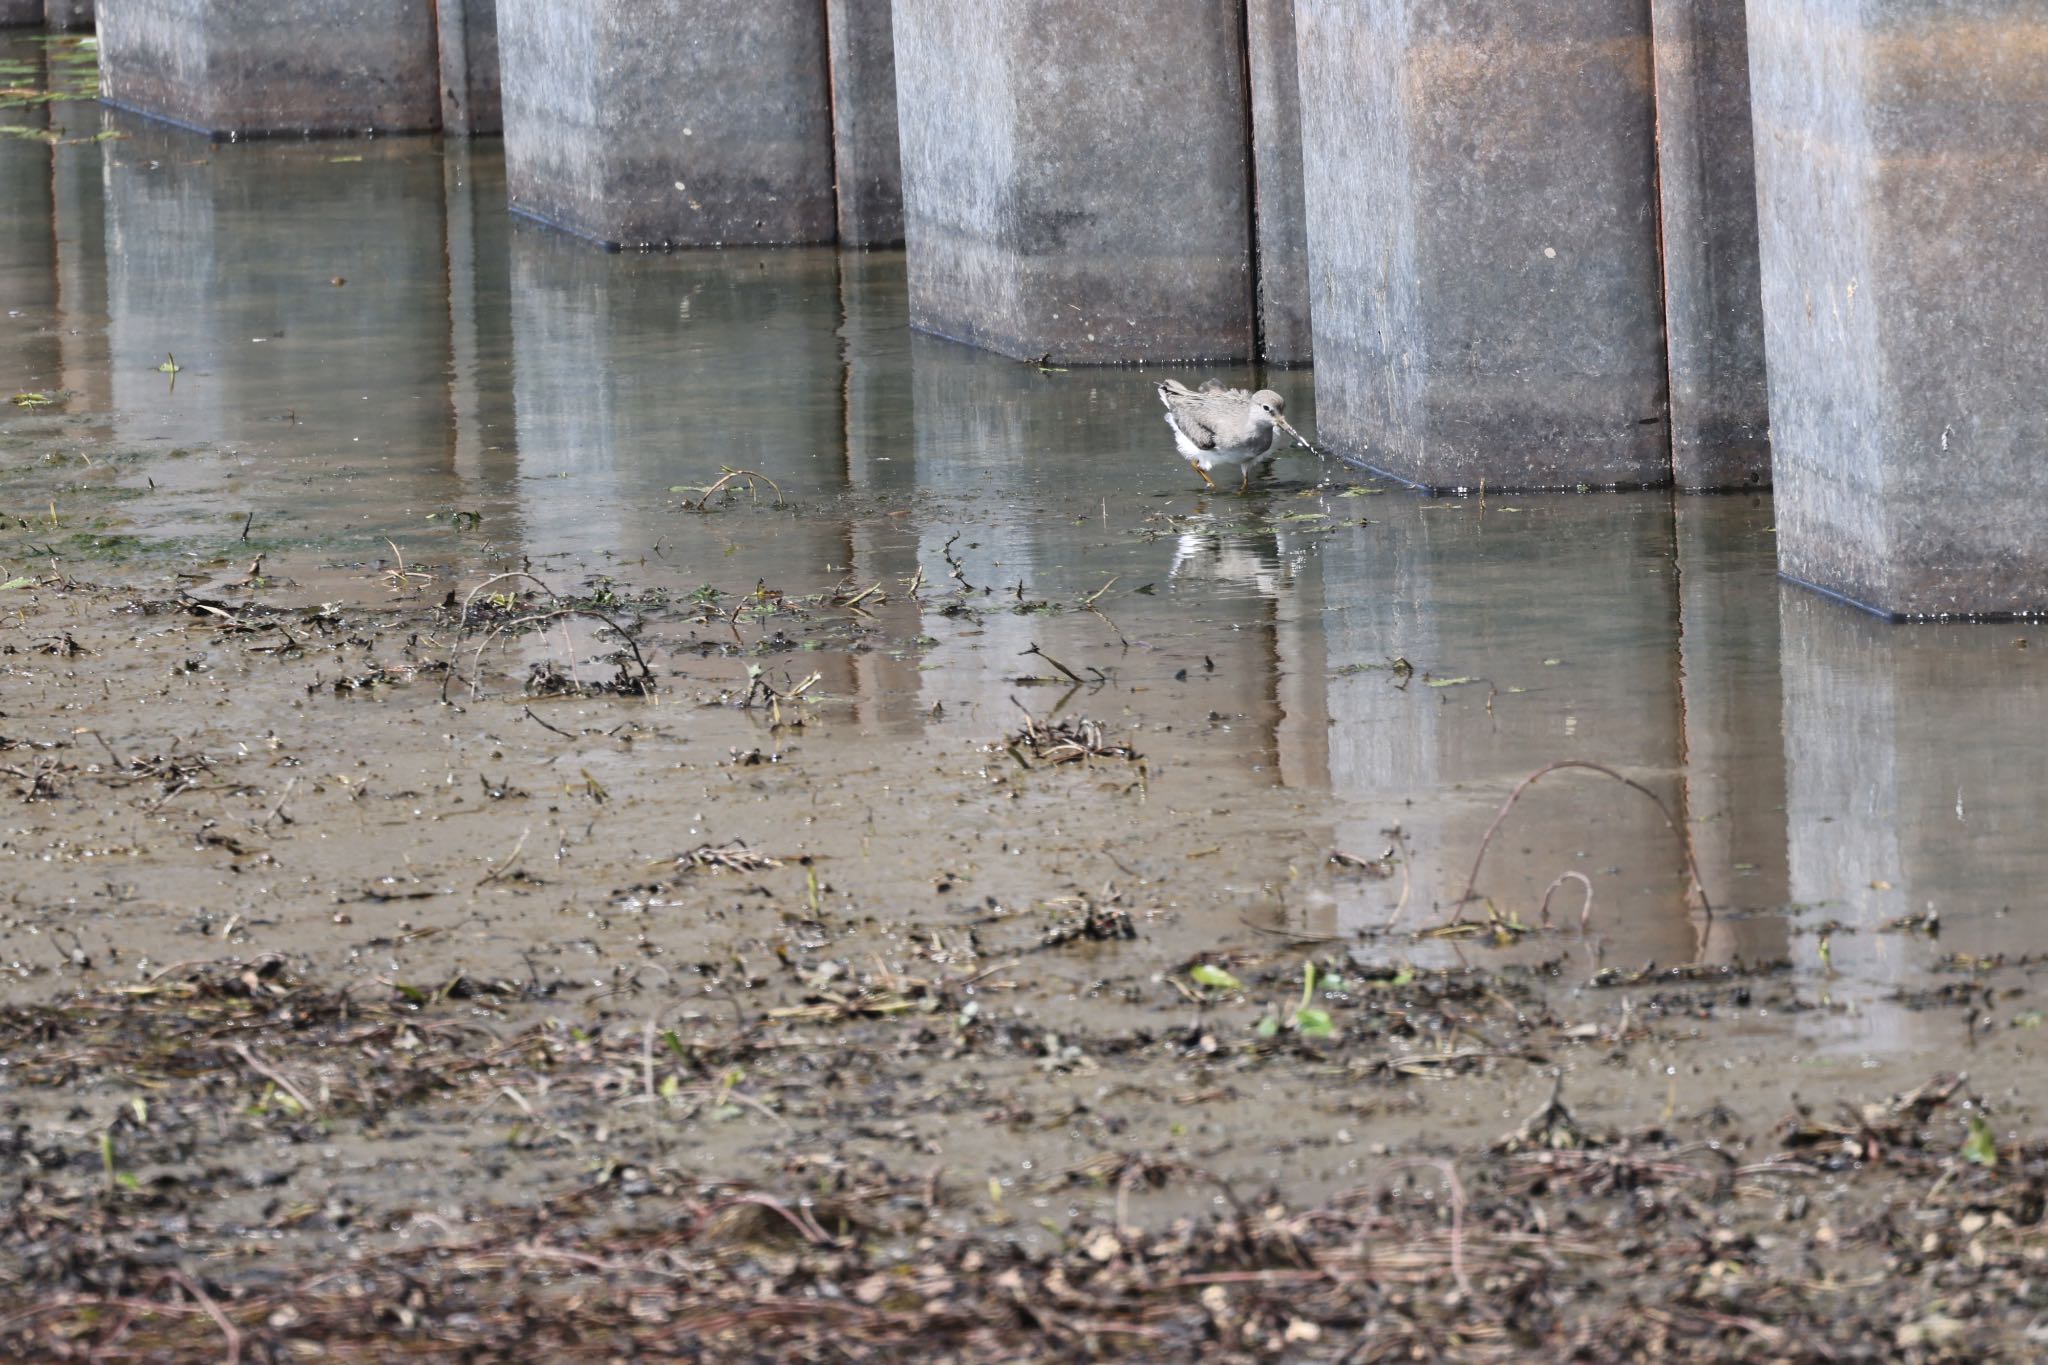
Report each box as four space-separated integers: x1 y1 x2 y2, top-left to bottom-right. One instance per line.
1166 506 1313 603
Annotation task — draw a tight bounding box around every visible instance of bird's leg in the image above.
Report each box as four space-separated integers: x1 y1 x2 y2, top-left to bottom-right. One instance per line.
1238 467 1251 494
1193 463 1216 490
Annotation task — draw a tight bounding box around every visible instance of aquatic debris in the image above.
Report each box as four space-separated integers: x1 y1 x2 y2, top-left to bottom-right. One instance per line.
672 841 784 874
681 466 783 511
1494 1075 1597 1152
1328 847 1396 877
1038 892 1137 947
997 708 1139 766
443 570 658 701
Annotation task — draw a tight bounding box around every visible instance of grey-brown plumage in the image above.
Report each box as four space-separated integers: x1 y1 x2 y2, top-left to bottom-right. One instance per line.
1155 379 1311 491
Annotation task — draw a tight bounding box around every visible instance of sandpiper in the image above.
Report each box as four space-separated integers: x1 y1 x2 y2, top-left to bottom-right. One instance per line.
1155 379 1313 492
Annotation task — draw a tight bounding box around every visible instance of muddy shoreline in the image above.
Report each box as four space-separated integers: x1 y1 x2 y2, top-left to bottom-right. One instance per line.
1 570 2041 1361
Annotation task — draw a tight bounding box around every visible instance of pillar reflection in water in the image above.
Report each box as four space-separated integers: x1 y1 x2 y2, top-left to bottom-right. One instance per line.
0 39 60 397
834 250 925 735
441 141 520 498
1779 591 2048 1052
504 236 849 557
1673 496 1790 965
1300 497 1694 954
99 117 454 529
503 235 857 693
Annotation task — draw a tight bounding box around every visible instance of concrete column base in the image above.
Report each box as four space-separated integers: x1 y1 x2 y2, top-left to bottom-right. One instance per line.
1296 1 1670 491
499 1 835 249
1753 1 2048 618
893 0 1255 364
1651 0 1769 489
96 0 440 138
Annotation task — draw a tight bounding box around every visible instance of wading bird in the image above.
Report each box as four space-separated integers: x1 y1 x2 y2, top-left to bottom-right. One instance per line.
1155 379 1313 492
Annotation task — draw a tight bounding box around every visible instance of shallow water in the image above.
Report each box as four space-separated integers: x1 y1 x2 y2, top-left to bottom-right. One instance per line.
6 37 2048 1080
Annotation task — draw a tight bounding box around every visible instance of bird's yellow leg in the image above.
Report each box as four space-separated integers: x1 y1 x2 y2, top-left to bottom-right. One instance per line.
1238 467 1251 494
1192 463 1216 490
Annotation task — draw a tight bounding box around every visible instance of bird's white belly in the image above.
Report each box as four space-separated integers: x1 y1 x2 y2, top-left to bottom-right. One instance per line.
1166 414 1277 472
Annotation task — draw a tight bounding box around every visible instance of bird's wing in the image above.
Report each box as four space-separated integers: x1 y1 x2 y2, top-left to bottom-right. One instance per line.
1165 395 1222 450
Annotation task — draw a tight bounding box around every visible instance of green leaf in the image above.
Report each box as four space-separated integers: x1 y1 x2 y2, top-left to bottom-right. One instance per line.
1963 1115 1998 1168
657 1074 681 1100
1254 1014 1279 1039
1294 1007 1335 1038
0 578 31 591
1190 963 1242 991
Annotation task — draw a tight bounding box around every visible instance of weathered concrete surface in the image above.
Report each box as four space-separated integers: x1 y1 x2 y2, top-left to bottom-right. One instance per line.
1245 0 1311 365
1750 0 2048 617
499 1 834 249
1295 2 1670 490
96 0 440 137
0 1 42 26
437 0 500 136
826 0 903 246
46 0 93 29
893 0 1255 364
1652 0 1769 488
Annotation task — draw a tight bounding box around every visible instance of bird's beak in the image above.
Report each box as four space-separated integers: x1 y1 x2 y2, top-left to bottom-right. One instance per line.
1275 414 1315 453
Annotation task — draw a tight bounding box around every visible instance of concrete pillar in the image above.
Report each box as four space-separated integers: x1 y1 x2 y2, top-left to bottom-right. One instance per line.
892 0 1254 363
1750 1 2048 617
498 1 834 249
96 0 440 137
1246 0 1311 365
437 0 500 136
1651 0 1769 488
46 0 92 28
1295 2 1670 491
825 0 903 246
